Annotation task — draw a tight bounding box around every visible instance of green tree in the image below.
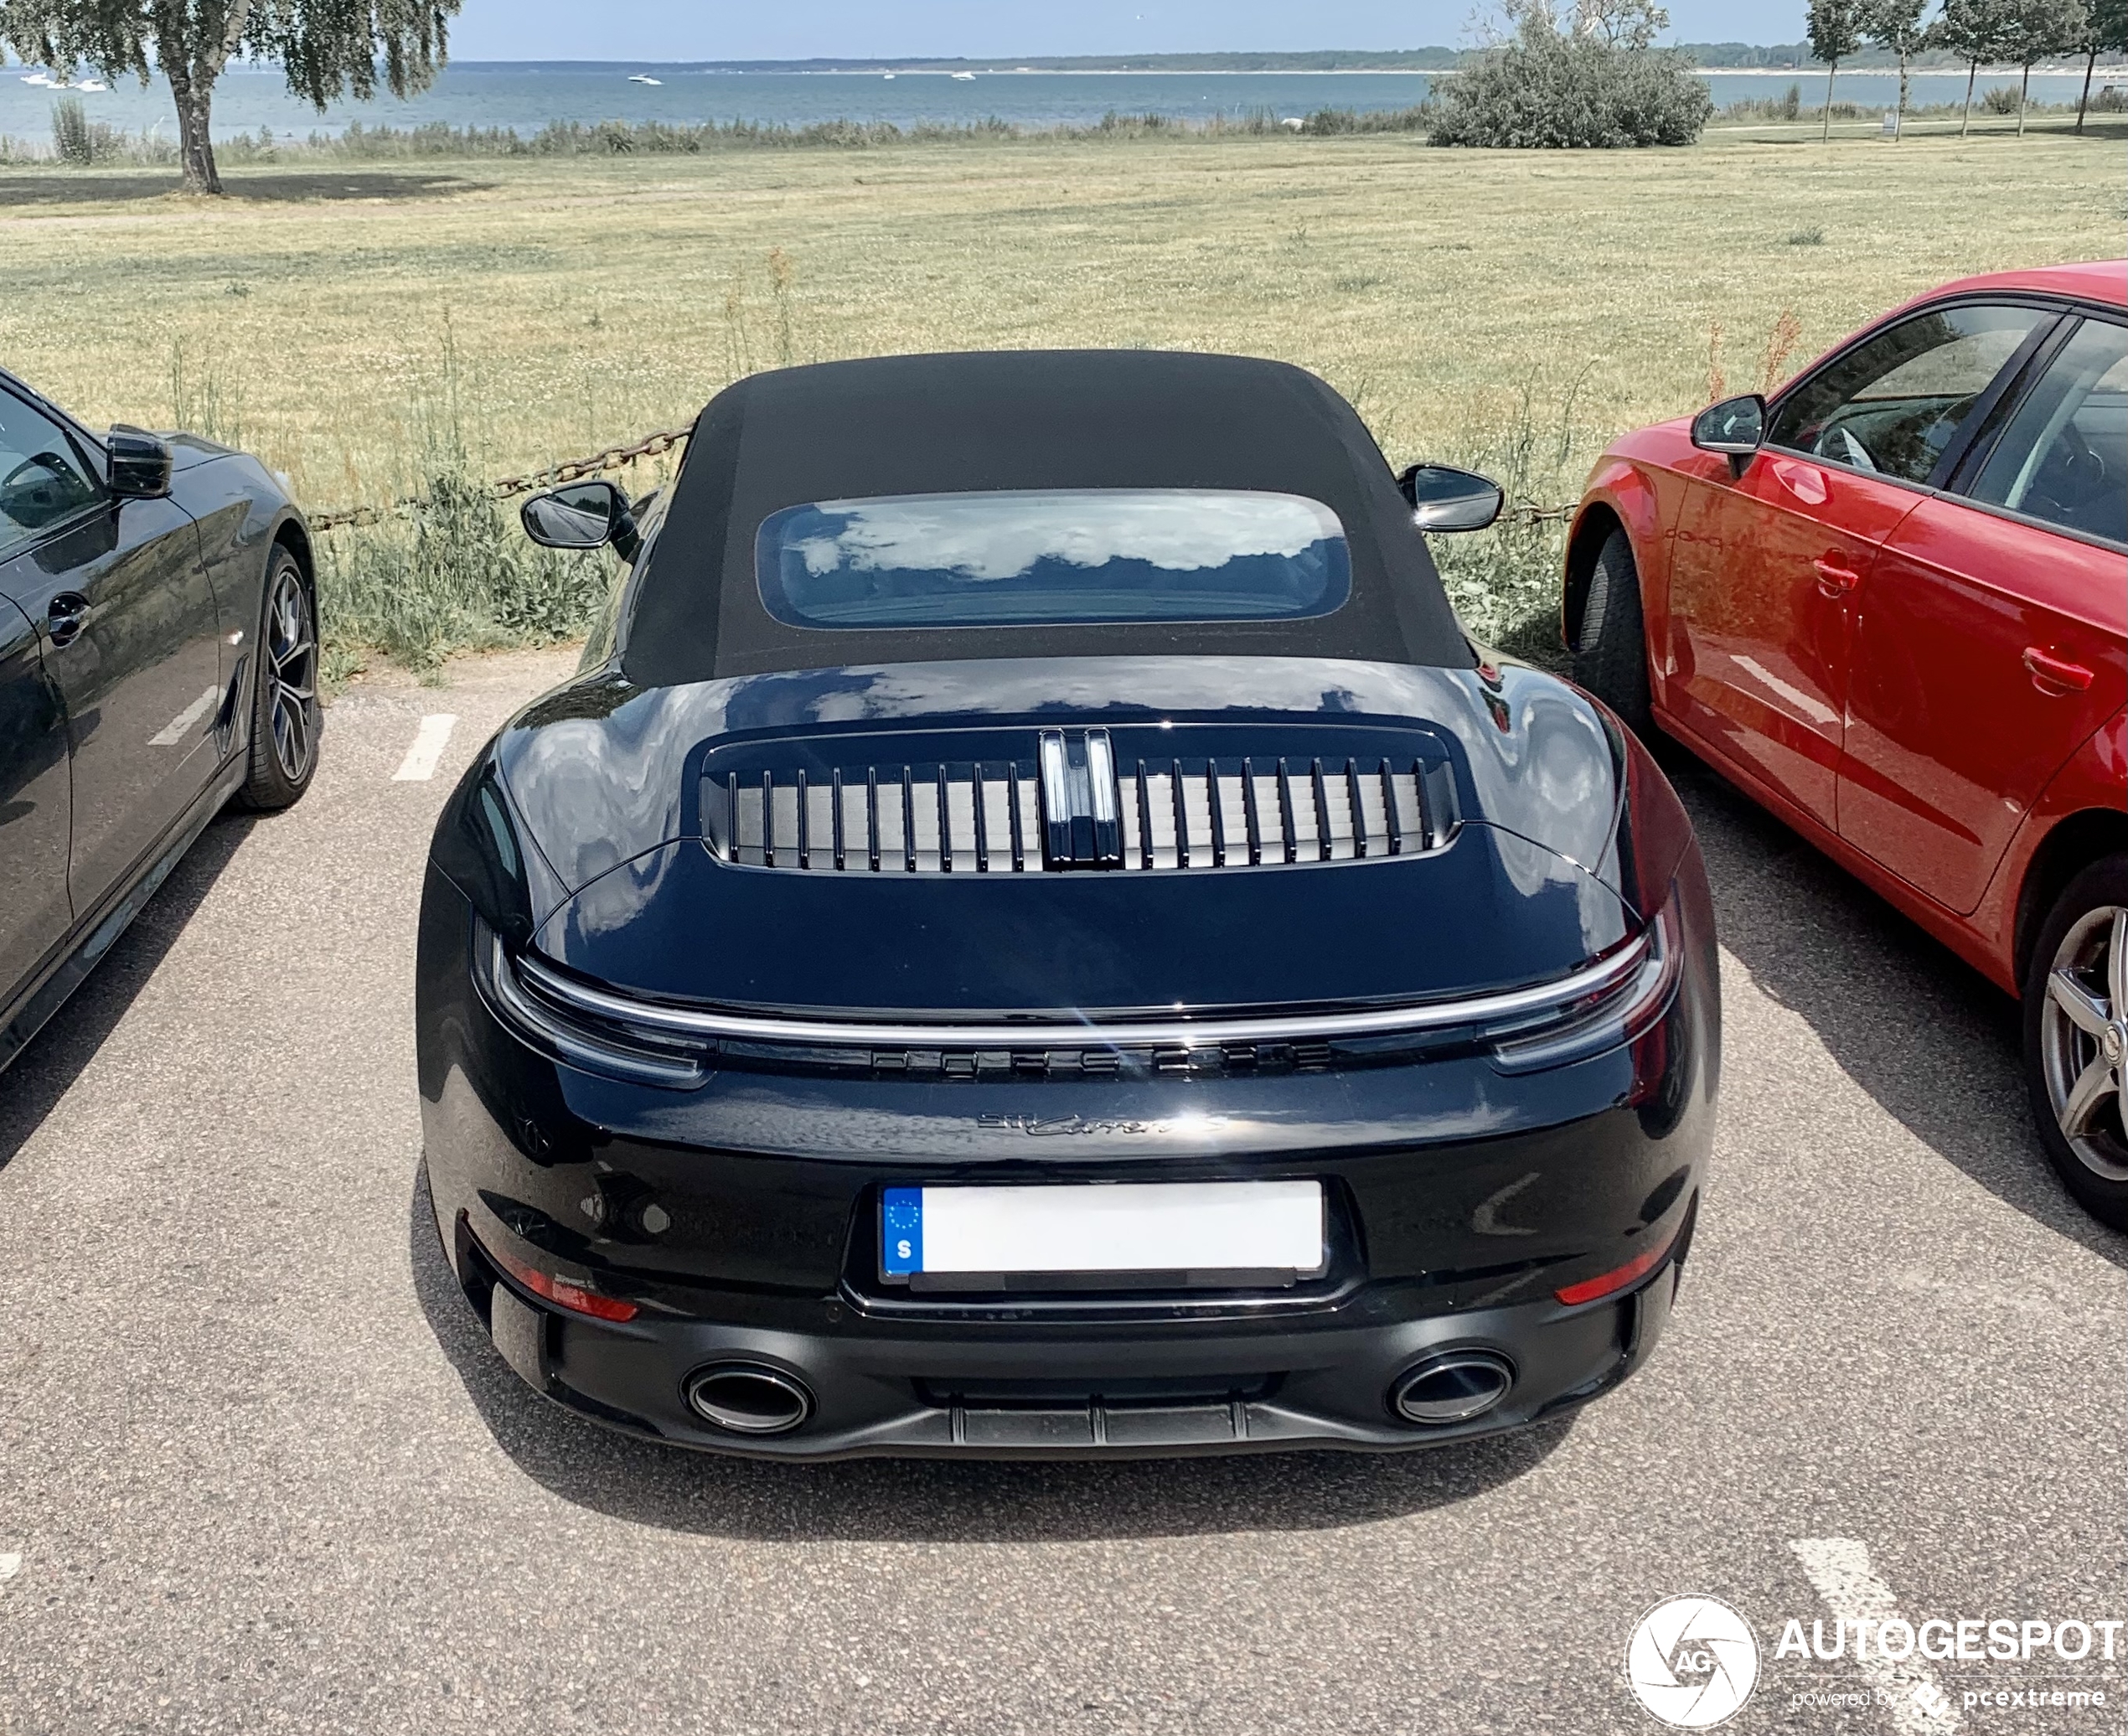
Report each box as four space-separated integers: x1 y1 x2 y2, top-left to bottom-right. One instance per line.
1934 0 2018 132
2000 0 2090 132
0 0 461 194
1862 0 1936 136
2074 0 2128 128
1807 0 1867 139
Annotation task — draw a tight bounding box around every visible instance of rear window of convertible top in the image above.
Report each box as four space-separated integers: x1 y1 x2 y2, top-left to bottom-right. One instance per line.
754 488 1353 630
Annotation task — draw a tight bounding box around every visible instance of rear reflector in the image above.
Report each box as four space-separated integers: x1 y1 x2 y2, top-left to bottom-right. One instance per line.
1555 1236 1672 1308
485 1237 638 1323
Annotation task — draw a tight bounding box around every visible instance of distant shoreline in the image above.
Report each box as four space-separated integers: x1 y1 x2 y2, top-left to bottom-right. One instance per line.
381 57 2128 80
209 62 2128 82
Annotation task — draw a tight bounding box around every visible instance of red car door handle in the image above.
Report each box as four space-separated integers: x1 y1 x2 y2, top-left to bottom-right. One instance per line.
2023 648 2094 694
1812 557 1862 597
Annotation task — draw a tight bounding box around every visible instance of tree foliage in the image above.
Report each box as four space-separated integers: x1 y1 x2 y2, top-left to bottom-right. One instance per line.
1805 0 1867 138
1570 0 1671 49
0 0 461 191
1861 0 1934 132
1432 3 1713 147
1805 0 1868 63
1997 0 2090 131
1934 0 2019 132
1997 0 2092 63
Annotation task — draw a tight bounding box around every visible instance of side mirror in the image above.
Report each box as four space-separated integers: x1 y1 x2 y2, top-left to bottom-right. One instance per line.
522 479 627 550
1691 394 1766 456
107 426 173 499
1397 462 1506 533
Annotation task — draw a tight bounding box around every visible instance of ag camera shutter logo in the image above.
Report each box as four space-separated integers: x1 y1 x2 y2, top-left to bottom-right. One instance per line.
1625 1595 1760 1728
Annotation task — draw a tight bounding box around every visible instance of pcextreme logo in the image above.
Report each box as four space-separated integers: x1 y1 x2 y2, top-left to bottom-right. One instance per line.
1626 1595 1762 1729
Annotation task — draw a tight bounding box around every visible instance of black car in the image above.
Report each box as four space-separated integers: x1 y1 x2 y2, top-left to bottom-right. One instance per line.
1 369 318 1071
417 351 1719 1459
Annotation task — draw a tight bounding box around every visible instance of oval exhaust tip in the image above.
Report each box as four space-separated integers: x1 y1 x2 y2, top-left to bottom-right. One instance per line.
684 1364 813 1436
1391 1350 1516 1426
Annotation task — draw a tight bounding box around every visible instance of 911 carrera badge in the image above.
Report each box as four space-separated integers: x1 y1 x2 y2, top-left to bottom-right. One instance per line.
1036 728 1123 870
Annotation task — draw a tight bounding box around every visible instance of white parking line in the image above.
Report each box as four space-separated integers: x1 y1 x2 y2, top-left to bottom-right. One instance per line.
148 685 220 747
1790 1537 1961 1734
393 714 459 783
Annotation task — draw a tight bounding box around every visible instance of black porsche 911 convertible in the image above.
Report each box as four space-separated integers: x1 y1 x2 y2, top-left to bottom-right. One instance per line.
0 368 318 1072
417 350 1719 1459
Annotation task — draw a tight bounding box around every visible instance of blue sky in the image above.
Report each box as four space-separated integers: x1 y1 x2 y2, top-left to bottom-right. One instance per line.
447 2 1813 61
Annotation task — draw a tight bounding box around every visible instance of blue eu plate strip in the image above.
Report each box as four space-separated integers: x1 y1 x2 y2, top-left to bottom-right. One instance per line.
881 1186 924 1276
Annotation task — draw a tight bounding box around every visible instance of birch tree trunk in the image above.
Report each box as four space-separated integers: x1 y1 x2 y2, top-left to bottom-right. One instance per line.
157 0 256 195
1961 59 1976 136
1823 59 1838 140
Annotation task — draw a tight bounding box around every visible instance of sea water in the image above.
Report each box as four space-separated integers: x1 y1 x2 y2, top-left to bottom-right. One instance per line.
0 61 2111 146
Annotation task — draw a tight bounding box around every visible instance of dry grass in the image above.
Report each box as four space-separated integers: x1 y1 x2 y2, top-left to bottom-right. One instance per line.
0 124 2117 658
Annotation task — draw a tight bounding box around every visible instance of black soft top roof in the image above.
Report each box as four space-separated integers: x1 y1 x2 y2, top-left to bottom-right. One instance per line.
622 349 1475 686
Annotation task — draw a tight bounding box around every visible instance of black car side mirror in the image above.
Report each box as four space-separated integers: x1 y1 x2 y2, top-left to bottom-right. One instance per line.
522 479 630 550
1397 462 1506 533
1691 394 1766 457
107 426 173 499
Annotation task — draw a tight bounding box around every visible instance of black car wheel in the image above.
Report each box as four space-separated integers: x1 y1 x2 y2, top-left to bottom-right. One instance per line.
2024 855 2128 1232
240 551 319 811
1571 527 1654 738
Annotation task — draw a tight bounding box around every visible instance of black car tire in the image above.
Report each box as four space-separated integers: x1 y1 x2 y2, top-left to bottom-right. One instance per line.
238 549 320 812
1571 527 1654 739
2022 855 2128 1232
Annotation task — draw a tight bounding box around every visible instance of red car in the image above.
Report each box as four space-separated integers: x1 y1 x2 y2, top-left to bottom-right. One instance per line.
1564 260 2127 1229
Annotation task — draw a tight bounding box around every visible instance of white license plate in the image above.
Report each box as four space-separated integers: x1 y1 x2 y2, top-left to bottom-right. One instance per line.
881 1181 1325 1283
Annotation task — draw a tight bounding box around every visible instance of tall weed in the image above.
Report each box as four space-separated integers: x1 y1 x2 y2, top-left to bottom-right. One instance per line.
1420 375 1599 666
316 329 616 672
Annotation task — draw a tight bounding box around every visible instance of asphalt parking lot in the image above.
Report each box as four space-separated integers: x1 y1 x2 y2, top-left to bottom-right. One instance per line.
0 648 2121 1736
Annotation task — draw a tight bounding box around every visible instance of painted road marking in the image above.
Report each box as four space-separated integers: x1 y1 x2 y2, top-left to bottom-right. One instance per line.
1790 1537 1961 1733
0 1553 19 1583
148 686 220 747
393 714 458 783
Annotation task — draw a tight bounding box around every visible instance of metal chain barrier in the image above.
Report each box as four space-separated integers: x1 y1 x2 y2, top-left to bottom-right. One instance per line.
307 422 1579 535
307 425 695 534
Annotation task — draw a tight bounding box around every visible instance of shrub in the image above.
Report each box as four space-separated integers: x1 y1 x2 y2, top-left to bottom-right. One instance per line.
49 94 118 165
319 454 613 670
1296 105 1433 135
1430 14 1715 148
1981 85 2023 115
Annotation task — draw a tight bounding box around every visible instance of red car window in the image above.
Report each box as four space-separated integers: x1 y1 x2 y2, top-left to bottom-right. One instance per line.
1768 304 2053 487
1965 318 2128 547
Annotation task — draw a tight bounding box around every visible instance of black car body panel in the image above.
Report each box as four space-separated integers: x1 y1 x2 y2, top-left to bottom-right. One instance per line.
417 351 1721 1457
0 366 314 1067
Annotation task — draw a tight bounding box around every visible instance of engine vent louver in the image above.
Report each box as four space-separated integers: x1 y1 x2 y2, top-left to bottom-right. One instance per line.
703 733 1451 874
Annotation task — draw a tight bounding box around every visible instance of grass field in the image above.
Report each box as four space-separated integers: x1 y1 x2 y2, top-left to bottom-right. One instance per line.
0 121 2120 666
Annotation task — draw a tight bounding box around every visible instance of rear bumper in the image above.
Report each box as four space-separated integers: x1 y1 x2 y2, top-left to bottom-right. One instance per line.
448 1197 1685 1459
416 855 1719 1459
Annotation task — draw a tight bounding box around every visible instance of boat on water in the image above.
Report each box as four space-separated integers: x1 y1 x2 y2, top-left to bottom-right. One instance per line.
21 73 54 87
629 74 663 85
951 71 977 80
